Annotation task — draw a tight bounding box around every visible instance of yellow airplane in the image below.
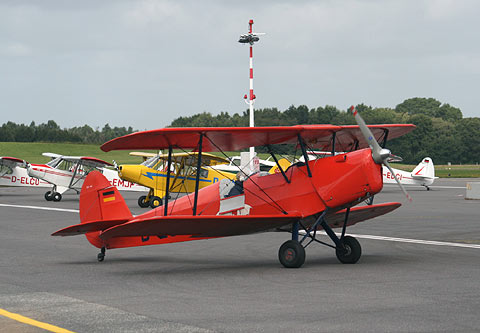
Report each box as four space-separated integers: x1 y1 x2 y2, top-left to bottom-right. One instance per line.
116 152 236 208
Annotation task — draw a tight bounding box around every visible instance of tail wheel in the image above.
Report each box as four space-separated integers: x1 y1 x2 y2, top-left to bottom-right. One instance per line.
45 191 53 201
52 192 62 202
138 195 150 208
150 196 162 208
336 236 361 264
279 240 306 268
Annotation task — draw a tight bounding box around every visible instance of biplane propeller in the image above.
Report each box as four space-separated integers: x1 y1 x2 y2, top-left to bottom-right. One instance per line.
52 109 415 268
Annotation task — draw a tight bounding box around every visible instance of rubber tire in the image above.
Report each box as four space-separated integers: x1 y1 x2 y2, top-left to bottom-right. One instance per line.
336 236 362 264
52 192 62 202
150 196 162 208
97 253 105 262
45 191 53 201
138 195 150 208
279 240 306 268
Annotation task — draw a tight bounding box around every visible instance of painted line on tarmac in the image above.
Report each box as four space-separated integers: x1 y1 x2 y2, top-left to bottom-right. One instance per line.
2 204 478 249
0 203 79 213
348 233 480 249
429 186 466 189
300 231 480 249
0 308 75 333
383 184 466 189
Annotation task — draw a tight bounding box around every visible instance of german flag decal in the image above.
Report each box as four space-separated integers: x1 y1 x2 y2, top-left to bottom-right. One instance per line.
102 190 116 202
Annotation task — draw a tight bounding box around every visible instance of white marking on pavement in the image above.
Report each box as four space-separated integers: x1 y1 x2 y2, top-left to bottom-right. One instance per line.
384 184 466 189
2 204 478 249
0 203 79 213
299 231 480 249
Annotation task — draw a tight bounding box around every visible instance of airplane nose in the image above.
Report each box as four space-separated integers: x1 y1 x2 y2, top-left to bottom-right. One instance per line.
117 165 141 183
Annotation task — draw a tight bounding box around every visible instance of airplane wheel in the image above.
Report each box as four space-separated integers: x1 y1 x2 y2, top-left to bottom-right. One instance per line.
97 247 105 262
150 196 162 208
279 240 306 268
52 192 62 202
426 187 430 191
45 191 53 201
138 195 150 208
336 236 361 264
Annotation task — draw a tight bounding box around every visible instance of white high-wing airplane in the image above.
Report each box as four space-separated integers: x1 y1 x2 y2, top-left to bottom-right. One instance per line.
383 157 437 190
0 156 50 188
26 153 147 201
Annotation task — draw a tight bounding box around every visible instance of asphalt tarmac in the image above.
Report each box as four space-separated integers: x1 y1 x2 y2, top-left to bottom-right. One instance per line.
0 178 479 332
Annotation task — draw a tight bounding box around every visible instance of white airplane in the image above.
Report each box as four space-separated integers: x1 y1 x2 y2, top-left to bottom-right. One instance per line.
383 157 437 190
0 156 50 188
26 153 147 201
212 155 277 174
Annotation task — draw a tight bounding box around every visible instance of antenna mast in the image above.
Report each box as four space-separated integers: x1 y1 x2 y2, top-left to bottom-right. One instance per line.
238 19 265 163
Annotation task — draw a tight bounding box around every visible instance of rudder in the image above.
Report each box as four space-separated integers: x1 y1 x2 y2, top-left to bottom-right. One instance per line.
80 170 133 248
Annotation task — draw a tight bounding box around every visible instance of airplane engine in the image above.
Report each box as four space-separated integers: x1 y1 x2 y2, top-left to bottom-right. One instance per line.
26 164 46 180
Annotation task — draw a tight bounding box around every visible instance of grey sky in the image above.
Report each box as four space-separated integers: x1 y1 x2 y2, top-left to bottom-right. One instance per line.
1 0 479 130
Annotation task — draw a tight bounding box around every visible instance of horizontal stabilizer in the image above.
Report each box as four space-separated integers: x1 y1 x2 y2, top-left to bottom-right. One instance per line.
100 214 303 240
326 202 401 228
52 218 130 236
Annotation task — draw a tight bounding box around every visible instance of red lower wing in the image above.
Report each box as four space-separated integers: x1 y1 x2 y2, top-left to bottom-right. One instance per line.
100 214 303 240
326 202 401 228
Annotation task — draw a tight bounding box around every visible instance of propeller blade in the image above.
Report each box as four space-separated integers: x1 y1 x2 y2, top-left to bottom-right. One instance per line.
384 161 412 202
351 106 412 202
351 106 383 164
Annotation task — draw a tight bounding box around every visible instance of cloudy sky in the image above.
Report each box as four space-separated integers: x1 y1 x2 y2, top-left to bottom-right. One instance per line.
1 0 479 130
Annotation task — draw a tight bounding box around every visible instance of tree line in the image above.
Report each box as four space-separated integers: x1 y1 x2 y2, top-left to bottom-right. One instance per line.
0 120 134 145
171 98 479 165
1 98 478 164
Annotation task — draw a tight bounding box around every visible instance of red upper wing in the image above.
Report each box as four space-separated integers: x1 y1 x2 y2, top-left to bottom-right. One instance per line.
332 125 415 152
100 124 414 153
101 125 341 152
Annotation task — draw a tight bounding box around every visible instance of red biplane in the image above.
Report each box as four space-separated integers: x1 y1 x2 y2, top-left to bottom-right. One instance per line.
52 109 415 268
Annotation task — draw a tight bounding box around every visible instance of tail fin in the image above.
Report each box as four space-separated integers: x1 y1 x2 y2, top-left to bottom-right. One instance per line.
411 157 435 179
80 170 133 223
80 171 133 248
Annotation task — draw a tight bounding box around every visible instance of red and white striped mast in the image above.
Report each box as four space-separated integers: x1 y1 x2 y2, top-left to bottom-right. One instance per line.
239 19 265 162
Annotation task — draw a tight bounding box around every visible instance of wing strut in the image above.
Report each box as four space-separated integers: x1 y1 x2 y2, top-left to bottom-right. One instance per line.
297 134 312 177
193 133 203 216
381 129 389 148
164 146 173 216
331 132 336 156
267 145 290 184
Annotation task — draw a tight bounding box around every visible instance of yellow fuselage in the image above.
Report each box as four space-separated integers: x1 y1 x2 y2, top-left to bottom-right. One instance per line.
118 164 235 199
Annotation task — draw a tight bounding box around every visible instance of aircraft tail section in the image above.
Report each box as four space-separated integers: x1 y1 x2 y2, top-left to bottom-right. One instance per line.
79 170 133 248
411 157 435 179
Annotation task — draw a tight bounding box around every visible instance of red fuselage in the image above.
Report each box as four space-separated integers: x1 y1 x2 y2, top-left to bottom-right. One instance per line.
141 148 382 219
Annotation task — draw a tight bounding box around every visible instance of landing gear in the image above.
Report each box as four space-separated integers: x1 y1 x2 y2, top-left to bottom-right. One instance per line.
97 247 106 262
52 192 62 202
335 236 361 264
150 196 162 208
279 240 306 268
138 195 150 208
426 186 430 191
45 191 53 201
279 209 363 268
